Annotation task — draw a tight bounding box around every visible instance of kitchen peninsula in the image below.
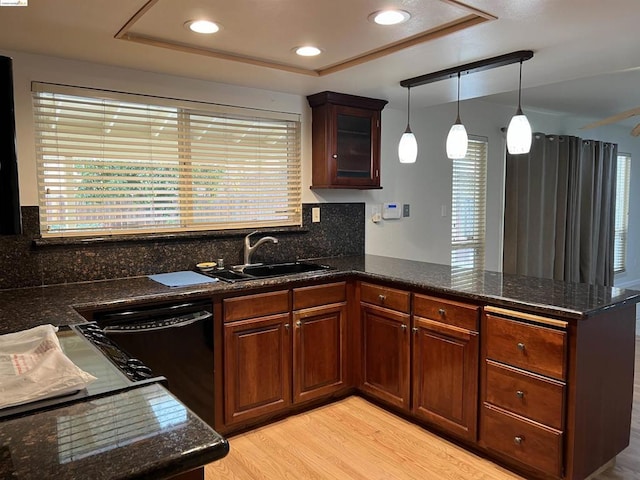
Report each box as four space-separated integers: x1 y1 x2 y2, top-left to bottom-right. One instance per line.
1 254 638 480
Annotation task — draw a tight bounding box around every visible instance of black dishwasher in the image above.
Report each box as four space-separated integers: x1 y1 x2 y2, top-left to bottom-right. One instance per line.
94 299 215 427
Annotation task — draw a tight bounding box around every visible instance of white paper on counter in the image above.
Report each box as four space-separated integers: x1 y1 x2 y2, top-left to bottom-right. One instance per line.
0 324 97 409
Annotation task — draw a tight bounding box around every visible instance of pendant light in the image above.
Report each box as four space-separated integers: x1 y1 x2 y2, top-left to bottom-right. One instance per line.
398 86 418 163
506 60 532 154
446 72 468 159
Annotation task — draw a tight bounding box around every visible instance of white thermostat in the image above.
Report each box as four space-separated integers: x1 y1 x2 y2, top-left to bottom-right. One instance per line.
382 202 402 219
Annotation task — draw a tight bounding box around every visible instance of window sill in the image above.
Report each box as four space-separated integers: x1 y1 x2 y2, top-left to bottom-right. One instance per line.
32 226 308 248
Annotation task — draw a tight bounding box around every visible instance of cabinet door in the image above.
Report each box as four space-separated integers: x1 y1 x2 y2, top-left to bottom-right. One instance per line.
412 316 479 441
332 105 380 187
360 303 410 410
293 302 347 403
223 313 291 426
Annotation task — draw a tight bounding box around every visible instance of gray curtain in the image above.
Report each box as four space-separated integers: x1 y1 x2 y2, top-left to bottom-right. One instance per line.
503 133 617 286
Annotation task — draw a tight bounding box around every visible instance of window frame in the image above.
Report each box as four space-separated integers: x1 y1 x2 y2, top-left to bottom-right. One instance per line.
32 82 302 238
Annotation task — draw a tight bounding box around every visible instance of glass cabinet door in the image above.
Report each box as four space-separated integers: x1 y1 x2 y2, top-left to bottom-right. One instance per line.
336 110 373 180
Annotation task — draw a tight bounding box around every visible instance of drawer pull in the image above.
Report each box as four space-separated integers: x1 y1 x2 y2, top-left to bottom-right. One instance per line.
517 342 526 351
514 436 524 445
438 308 446 316
296 320 301 327
378 294 386 302
516 390 525 399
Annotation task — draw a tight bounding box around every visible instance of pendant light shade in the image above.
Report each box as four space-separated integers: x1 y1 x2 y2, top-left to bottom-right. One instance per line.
446 73 468 159
446 121 468 159
506 61 532 154
398 86 417 163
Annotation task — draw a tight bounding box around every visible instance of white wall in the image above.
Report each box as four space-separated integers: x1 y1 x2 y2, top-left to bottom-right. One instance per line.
4 49 640 286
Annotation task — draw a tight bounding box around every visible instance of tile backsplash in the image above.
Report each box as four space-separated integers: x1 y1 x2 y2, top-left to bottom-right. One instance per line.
0 203 364 289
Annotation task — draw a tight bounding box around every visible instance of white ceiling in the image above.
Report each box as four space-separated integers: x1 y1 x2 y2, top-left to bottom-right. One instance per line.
1 0 639 126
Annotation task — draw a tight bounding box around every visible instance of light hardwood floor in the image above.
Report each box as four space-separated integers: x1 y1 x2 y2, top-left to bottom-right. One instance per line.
207 338 640 480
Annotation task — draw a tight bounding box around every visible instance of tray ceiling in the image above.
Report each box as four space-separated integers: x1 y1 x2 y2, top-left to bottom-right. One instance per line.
117 0 496 76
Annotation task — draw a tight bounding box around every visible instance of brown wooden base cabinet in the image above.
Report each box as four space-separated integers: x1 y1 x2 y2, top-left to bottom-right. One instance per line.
359 283 411 410
216 278 636 480
223 283 348 429
411 294 480 442
223 290 291 427
292 282 348 403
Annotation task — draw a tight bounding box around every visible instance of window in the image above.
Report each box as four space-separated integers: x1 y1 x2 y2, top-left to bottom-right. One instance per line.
614 152 631 273
32 83 301 237
451 136 488 270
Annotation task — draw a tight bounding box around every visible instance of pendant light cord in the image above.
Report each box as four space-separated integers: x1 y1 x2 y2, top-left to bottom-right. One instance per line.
406 86 411 126
456 72 461 120
517 60 523 110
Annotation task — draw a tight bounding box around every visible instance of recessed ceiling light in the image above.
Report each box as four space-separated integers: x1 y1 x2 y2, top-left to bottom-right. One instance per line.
185 20 220 34
369 10 411 26
295 46 322 57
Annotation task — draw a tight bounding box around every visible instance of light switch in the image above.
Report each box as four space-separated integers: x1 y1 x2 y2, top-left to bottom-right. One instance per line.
312 207 320 223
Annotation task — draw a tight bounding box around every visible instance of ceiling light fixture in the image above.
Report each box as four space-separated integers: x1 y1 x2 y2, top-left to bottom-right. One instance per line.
398 86 418 164
506 60 533 154
369 10 411 26
399 50 534 163
446 72 468 159
185 20 220 34
295 46 322 57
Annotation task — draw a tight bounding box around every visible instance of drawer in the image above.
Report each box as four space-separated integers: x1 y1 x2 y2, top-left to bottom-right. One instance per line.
481 404 563 478
485 314 567 380
414 294 479 331
223 290 289 322
360 282 410 313
293 282 346 310
485 360 565 430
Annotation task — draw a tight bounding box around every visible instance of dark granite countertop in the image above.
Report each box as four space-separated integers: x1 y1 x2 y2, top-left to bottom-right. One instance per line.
0 383 229 480
1 255 639 336
1 254 638 479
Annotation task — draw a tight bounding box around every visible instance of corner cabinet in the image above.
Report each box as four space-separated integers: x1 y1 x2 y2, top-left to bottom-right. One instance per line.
307 91 388 189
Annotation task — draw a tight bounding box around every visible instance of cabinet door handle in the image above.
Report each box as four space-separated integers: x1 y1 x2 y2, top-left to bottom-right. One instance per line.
284 323 290 330
514 436 524 445
378 294 386 303
517 342 526 351
401 324 407 331
332 154 338 159
516 390 525 399
296 320 302 327
412 327 418 334
438 308 446 316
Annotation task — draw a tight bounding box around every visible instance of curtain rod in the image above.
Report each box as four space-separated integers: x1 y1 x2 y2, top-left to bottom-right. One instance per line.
399 50 534 88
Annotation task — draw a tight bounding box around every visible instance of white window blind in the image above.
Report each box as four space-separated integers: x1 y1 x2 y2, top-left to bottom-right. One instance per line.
614 152 631 273
32 83 301 237
451 136 487 270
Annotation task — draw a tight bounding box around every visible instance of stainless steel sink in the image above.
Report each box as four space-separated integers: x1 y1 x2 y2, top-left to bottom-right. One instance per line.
200 261 330 282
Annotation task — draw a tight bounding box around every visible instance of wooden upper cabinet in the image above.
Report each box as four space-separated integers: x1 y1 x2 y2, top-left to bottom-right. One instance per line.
307 91 387 189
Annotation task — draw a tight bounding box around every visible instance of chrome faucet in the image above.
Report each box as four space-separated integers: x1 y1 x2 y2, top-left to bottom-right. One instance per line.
243 231 279 265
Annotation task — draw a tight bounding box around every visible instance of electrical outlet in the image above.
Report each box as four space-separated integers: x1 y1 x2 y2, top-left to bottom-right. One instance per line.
312 207 320 223
403 204 410 217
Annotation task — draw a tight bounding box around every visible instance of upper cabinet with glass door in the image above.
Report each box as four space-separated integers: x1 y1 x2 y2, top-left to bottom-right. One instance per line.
307 91 388 189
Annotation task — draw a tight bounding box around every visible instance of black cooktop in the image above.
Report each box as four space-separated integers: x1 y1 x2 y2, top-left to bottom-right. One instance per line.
0 324 163 420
